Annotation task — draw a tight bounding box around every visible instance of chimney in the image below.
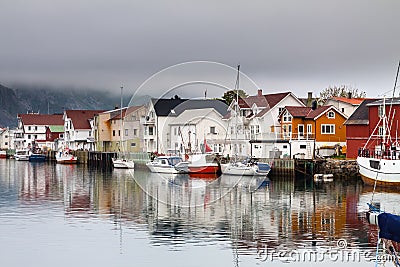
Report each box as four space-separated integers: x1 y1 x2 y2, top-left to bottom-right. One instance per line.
258 89 262 96
347 92 352 99
306 92 313 107
311 100 317 110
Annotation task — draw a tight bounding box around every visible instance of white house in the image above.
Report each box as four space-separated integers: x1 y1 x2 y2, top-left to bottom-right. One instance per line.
142 98 229 154
223 90 305 158
16 113 64 150
324 96 364 117
0 127 14 150
168 108 227 155
64 110 105 150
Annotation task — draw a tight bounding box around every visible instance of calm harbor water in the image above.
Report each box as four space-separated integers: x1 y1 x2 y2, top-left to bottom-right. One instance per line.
0 159 399 266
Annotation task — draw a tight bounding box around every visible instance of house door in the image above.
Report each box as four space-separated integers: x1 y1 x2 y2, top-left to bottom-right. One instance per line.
298 124 304 138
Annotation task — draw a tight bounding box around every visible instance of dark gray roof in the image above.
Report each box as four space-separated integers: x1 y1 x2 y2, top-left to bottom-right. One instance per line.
151 98 188 116
344 99 377 125
151 98 228 117
172 99 228 116
367 97 400 106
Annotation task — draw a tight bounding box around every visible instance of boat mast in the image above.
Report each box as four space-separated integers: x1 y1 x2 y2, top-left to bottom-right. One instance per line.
120 86 123 153
235 65 240 161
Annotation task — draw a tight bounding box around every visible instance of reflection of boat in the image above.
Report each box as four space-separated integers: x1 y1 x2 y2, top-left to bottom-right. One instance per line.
0 150 6 158
146 156 189 173
15 148 30 161
313 173 334 182
56 149 78 164
188 154 221 175
222 157 271 176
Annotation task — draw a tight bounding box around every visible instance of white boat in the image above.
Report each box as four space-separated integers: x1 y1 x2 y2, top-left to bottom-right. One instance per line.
146 156 189 173
356 96 400 187
56 149 78 164
14 148 30 161
222 157 271 176
112 158 135 169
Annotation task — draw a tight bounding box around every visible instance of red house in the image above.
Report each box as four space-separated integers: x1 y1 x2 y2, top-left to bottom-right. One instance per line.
345 98 400 159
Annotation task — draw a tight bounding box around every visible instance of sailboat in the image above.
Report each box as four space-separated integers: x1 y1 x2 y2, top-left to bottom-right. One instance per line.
357 63 400 186
221 65 271 176
361 62 400 266
112 86 135 169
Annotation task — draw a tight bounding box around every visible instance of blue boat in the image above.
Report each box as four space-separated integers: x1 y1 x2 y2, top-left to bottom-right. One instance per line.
28 145 47 162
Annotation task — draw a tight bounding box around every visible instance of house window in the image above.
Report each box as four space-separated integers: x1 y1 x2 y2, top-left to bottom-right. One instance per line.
298 124 304 137
133 129 137 136
255 125 260 134
125 129 129 136
327 111 335 118
210 126 216 134
341 108 345 113
283 145 287 149
34 135 37 139
148 127 154 136
278 107 284 115
321 124 335 134
88 131 91 137
131 143 136 147
60 134 64 138
300 145 307 149
174 127 177 136
307 124 312 134
28 126 31 131
131 115 136 121
283 111 292 122
378 105 384 117
35 126 38 130
378 126 385 136
118 130 121 136
5 142 8 146
113 130 116 136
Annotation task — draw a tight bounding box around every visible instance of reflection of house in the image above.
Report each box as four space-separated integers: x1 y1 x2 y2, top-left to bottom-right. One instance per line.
324 96 365 117
64 110 106 150
224 90 305 158
16 114 64 150
344 99 377 159
278 105 347 158
95 106 146 152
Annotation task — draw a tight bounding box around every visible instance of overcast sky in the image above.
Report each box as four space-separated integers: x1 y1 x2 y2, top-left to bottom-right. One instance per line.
1 0 400 99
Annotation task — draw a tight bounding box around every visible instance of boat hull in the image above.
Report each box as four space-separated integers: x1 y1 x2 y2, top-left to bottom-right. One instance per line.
147 164 183 174
15 155 29 161
222 163 270 176
357 156 400 187
29 154 46 162
112 159 135 169
188 165 220 174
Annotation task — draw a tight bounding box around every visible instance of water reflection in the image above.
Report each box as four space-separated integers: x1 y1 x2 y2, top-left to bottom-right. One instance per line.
0 160 397 266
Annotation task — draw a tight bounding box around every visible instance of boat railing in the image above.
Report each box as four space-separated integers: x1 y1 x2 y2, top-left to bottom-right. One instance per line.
358 148 400 160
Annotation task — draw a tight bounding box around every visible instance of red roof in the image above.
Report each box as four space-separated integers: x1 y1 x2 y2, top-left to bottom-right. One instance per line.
331 97 365 105
18 114 64 126
65 110 106 129
111 106 143 120
284 105 334 119
238 92 290 109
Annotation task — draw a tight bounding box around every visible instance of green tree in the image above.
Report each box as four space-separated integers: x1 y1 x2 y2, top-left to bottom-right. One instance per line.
222 89 248 105
318 85 366 104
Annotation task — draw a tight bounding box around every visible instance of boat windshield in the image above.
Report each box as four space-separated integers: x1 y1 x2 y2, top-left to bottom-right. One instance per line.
168 157 182 166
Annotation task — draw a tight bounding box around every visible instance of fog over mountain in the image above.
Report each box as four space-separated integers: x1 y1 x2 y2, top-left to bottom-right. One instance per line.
0 83 143 128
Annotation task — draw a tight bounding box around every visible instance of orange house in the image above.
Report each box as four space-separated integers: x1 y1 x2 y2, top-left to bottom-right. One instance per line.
278 105 347 157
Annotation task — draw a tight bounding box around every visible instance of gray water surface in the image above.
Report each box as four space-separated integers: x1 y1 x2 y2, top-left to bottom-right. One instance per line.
0 159 395 266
